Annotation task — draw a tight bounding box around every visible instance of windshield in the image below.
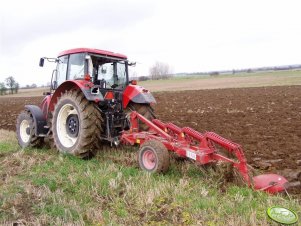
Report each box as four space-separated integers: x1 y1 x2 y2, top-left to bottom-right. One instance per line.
97 61 127 89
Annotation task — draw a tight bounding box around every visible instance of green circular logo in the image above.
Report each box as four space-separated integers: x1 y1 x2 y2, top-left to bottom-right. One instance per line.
267 206 298 225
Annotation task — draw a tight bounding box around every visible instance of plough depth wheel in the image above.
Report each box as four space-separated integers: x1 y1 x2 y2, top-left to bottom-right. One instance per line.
138 140 170 173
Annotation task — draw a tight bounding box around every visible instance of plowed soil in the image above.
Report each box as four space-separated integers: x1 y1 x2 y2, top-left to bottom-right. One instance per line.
0 86 300 190
153 86 301 191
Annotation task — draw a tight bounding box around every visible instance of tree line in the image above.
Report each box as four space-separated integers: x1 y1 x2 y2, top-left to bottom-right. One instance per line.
149 61 173 80
0 76 19 95
133 61 173 81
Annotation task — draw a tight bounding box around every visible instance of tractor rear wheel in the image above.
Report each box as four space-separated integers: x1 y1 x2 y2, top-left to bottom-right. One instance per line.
125 103 155 131
52 90 103 158
16 110 43 148
138 140 170 173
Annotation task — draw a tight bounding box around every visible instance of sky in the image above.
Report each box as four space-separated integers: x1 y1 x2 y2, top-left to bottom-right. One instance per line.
1 0 301 86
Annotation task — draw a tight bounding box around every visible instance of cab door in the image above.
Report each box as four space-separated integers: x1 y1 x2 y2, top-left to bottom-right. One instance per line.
55 55 68 88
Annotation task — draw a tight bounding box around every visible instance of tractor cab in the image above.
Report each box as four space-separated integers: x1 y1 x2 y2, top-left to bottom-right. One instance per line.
51 48 129 90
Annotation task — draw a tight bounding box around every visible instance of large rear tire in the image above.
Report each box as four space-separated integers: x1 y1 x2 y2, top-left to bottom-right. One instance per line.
125 103 155 131
52 90 103 158
16 110 43 148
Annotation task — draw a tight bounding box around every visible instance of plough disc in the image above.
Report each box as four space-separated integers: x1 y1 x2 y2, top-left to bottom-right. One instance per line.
253 174 288 194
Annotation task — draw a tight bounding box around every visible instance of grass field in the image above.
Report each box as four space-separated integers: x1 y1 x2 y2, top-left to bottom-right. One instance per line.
0 130 300 225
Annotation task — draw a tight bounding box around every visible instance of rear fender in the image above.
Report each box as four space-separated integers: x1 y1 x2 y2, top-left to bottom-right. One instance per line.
25 105 48 136
123 84 156 108
49 80 104 112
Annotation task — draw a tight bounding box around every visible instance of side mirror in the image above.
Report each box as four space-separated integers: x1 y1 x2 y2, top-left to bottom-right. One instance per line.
128 61 136 66
39 58 45 67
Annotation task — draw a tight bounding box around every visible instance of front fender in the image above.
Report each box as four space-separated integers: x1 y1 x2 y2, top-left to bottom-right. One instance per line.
123 85 156 108
25 105 48 136
49 80 104 112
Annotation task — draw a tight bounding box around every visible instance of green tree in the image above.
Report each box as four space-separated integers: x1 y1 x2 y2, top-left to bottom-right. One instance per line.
5 76 16 94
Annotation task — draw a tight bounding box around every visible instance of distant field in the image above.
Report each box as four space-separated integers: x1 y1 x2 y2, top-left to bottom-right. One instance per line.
139 70 301 92
0 87 48 98
1 70 300 98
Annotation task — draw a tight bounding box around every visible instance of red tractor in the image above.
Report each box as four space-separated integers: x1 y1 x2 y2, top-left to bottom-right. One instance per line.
16 48 288 194
16 48 155 157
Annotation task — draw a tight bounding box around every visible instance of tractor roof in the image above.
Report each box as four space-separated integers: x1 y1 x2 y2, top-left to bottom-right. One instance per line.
58 48 127 59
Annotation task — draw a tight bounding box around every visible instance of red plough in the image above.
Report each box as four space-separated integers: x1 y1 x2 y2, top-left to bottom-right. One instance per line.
121 111 288 194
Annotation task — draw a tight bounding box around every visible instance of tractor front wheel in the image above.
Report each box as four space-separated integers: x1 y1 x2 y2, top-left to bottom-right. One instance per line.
16 110 43 148
138 140 170 173
52 90 103 158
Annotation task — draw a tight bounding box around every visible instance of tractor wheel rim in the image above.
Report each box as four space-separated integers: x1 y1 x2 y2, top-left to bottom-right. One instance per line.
20 119 30 143
57 104 78 148
66 114 79 137
142 150 156 170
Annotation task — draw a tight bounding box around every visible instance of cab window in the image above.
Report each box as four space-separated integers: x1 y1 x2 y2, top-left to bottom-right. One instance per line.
56 55 68 87
98 61 127 89
67 53 86 79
